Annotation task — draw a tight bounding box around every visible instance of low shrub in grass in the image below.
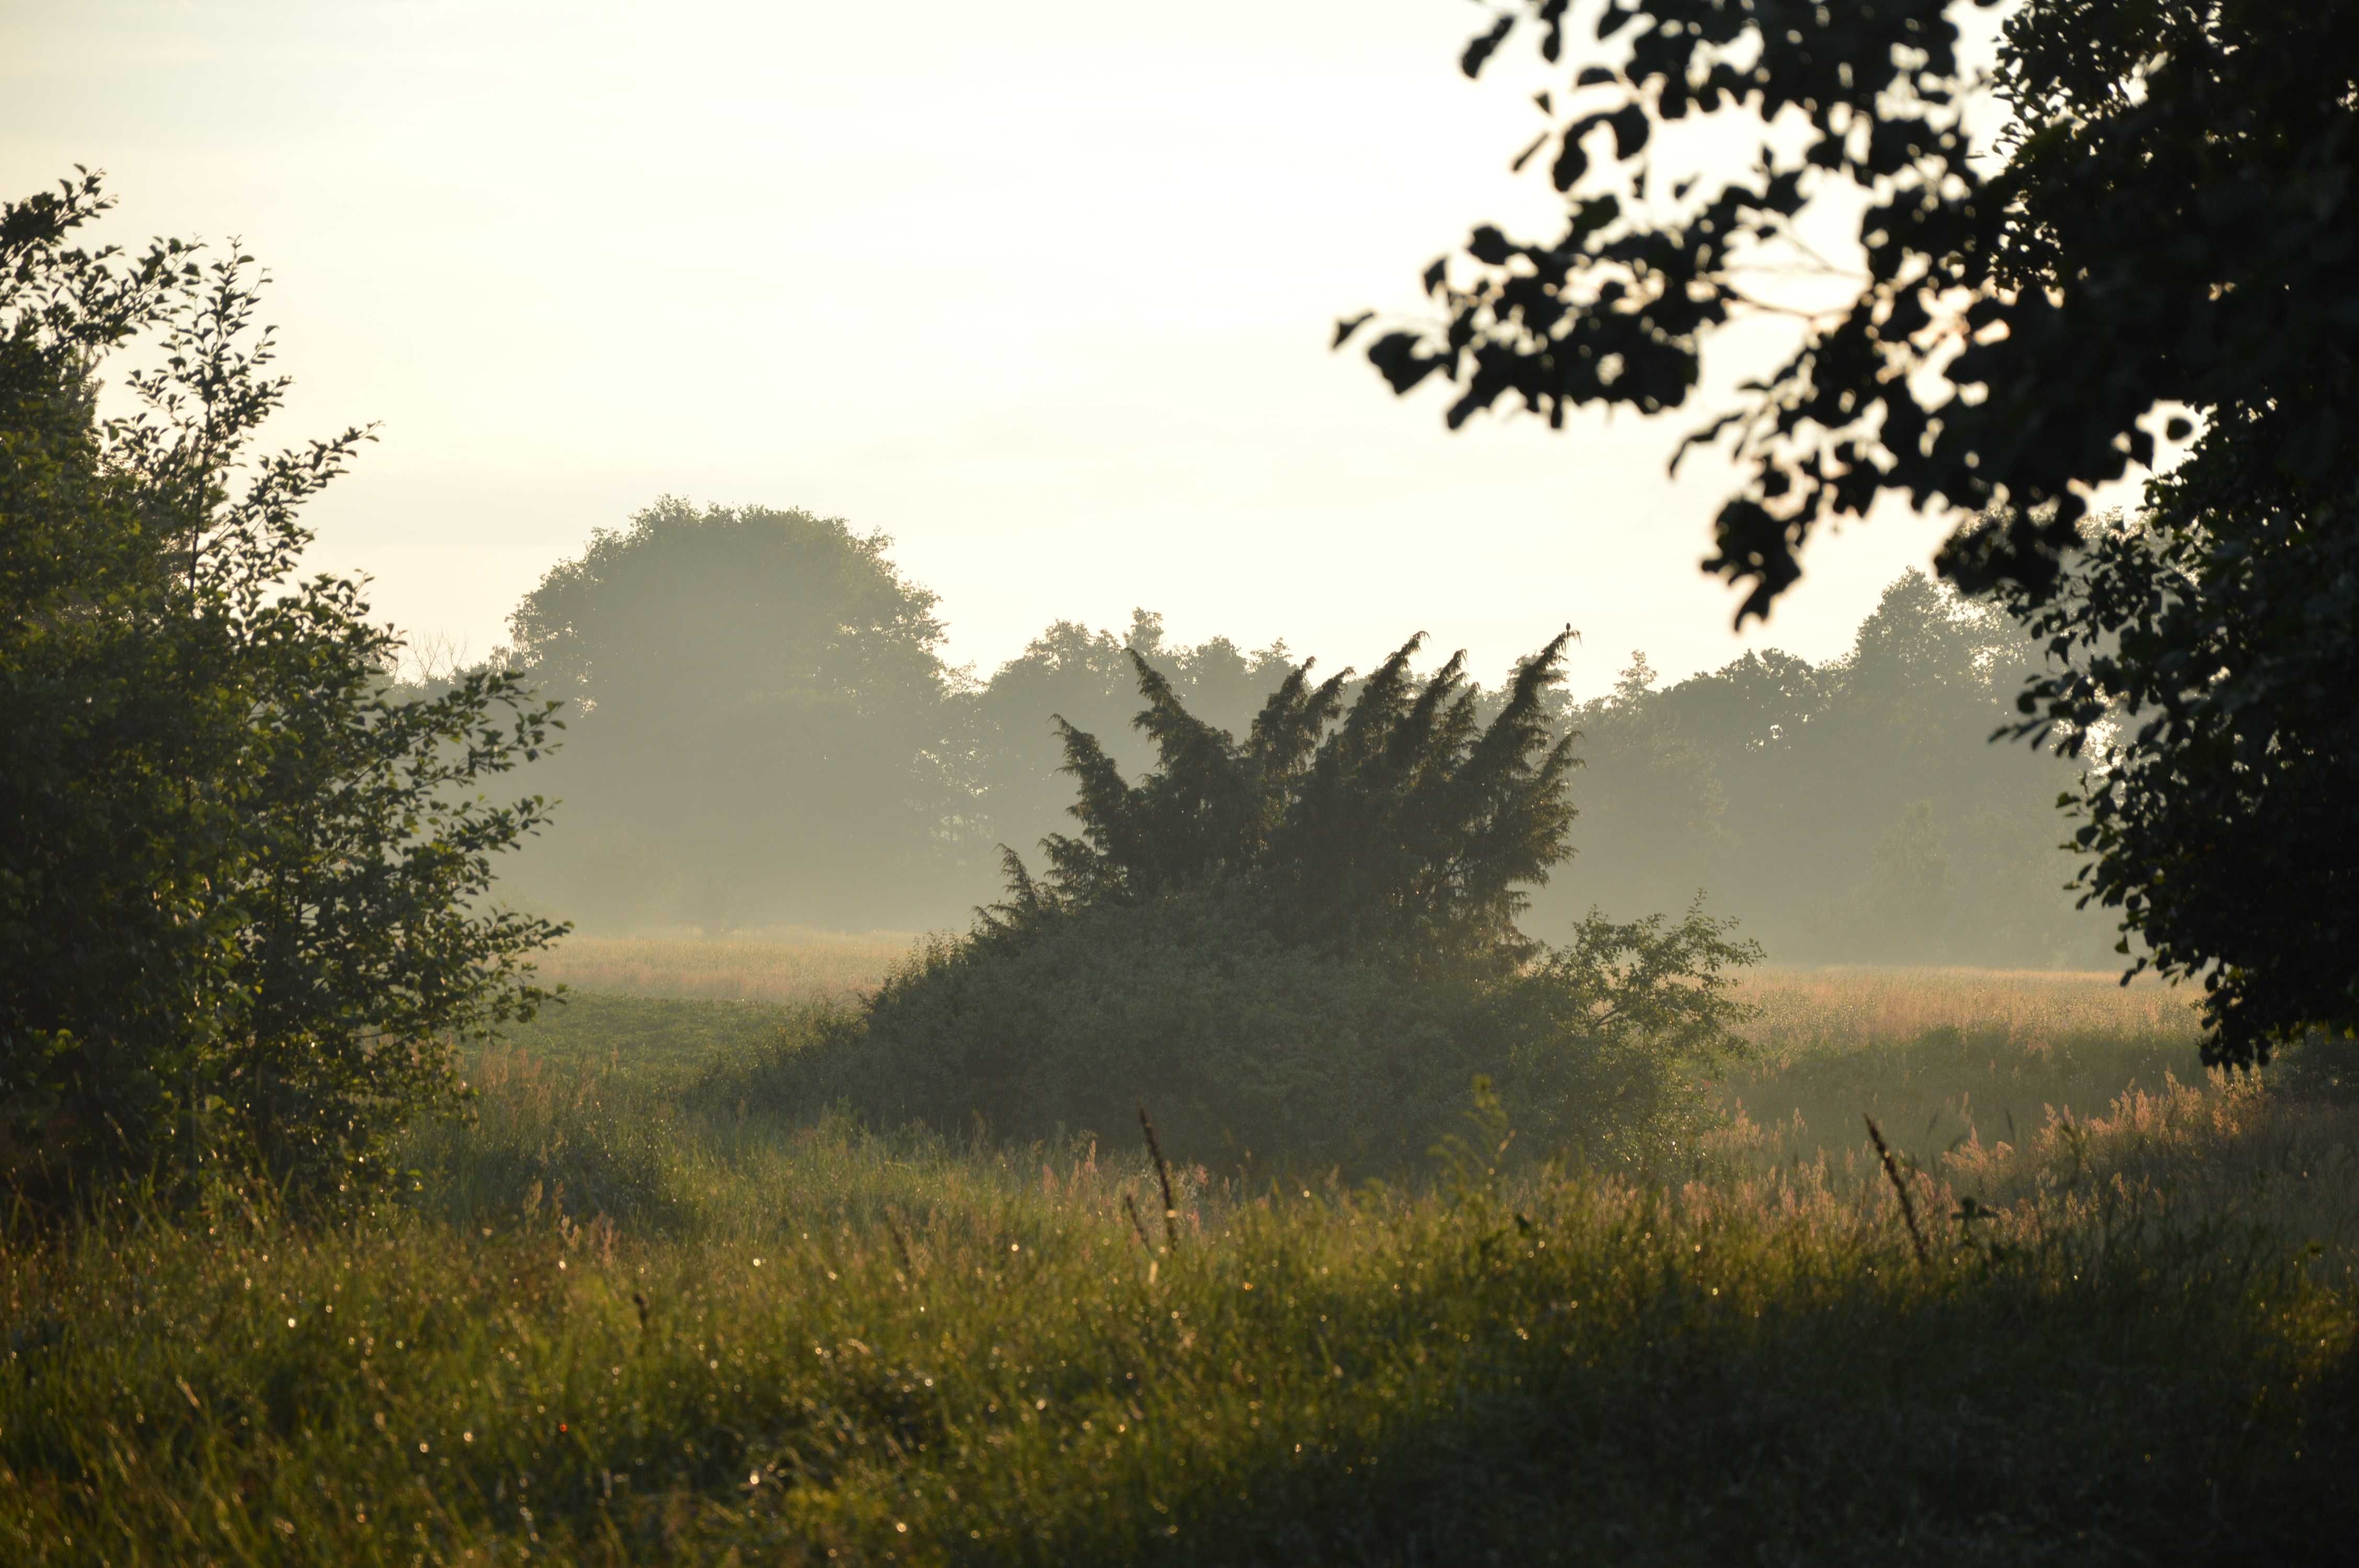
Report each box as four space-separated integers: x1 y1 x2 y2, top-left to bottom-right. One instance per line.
828 889 1439 1165
782 635 1758 1171
792 891 1759 1173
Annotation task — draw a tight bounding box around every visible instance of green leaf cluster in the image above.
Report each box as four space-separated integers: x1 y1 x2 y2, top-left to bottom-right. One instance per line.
0 173 565 1206
1997 486 2359 1067
1362 0 2359 1065
998 632 1581 966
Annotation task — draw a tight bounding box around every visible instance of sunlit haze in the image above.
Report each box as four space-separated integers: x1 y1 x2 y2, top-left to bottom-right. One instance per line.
3 0 2120 689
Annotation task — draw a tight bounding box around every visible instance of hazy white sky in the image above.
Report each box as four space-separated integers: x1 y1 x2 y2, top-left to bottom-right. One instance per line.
4 0 2105 691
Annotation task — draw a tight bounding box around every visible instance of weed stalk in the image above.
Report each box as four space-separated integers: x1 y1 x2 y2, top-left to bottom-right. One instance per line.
1864 1114 1930 1268
1139 1104 1178 1252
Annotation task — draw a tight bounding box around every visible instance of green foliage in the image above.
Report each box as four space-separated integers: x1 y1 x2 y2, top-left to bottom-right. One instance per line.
797 637 1755 1170
1359 1 2359 1054
794 892 1455 1169
3 1045 2353 1565
0 173 563 1205
1352 0 2357 612
1 178 231 1194
503 497 967 932
968 610 1299 886
1997 495 2359 1066
1476 901 1761 1161
1980 29 2356 1052
1004 632 1580 963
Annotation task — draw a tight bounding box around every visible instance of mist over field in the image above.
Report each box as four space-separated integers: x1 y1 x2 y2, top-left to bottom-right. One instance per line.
9 1 2358 1562
447 498 2112 970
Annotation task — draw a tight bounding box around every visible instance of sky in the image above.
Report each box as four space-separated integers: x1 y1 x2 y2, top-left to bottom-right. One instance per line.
2 0 2133 694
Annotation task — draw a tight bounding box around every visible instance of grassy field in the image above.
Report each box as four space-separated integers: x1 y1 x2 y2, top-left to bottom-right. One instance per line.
533 936 2215 1167
1723 966 2207 1165
531 931 919 1007
5 959 2355 1564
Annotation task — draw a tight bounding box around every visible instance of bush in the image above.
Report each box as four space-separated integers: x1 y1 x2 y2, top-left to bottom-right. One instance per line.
803 890 1446 1169
0 175 563 1207
785 635 1758 1172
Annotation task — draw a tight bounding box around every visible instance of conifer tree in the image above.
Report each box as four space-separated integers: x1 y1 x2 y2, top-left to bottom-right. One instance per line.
991 631 1580 967
821 628 1754 1169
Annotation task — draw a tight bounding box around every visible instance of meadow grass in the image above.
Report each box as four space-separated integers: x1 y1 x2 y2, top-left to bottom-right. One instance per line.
534 931 917 1007
4 970 2355 1564
1732 965 2203 1055
1721 965 2207 1171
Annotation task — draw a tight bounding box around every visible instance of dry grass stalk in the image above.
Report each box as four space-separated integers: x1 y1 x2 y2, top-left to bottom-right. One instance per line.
883 1206 917 1276
1139 1104 1179 1252
1863 1114 1931 1268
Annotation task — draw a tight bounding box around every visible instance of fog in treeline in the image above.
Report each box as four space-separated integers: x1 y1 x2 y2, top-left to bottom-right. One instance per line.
438 499 2113 967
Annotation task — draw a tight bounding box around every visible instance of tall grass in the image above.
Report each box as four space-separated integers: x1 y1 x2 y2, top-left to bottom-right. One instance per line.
1732 965 2204 1056
4 970 2353 1564
1721 965 2208 1169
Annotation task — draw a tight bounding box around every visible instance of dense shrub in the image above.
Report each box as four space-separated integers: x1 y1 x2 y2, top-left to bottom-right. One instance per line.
806 891 1446 1168
0 176 562 1207
791 635 1758 1171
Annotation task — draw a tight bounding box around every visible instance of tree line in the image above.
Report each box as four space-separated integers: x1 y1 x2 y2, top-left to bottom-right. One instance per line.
475 497 2112 967
12 0 2353 1203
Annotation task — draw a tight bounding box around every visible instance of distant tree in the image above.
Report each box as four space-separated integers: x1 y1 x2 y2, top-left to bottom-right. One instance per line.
506 499 966 932
1348 1 2359 1057
1800 572 2027 829
1852 800 1955 961
0 174 562 1203
1531 571 2103 966
1556 652 1728 918
1816 573 2076 961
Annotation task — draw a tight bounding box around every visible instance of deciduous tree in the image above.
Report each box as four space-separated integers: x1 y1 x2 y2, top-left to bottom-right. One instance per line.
0 173 563 1202
1348 0 2359 1059
505 499 966 931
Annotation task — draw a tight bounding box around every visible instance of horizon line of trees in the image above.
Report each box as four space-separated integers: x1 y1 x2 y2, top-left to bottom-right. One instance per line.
440 497 2114 968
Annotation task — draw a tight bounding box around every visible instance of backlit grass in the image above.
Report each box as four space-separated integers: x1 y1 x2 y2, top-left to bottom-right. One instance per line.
537 930 918 1007
1721 965 2207 1169
4 974 2353 1565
